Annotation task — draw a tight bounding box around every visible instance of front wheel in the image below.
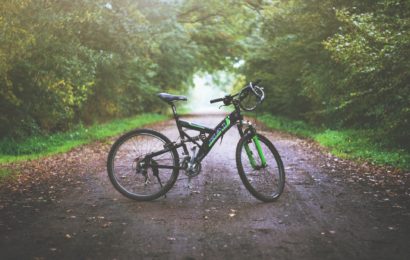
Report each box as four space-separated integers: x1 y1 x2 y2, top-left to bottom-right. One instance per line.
236 133 285 202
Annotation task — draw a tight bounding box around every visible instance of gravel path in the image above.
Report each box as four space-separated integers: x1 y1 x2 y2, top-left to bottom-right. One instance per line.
1 114 409 259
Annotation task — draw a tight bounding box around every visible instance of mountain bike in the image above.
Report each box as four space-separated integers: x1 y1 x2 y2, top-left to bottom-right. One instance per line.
107 81 285 202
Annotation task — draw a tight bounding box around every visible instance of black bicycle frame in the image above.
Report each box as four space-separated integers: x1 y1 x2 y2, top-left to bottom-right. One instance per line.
145 103 247 170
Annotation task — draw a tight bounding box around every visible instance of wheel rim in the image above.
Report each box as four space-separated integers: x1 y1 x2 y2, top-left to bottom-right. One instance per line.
110 133 176 198
239 137 283 199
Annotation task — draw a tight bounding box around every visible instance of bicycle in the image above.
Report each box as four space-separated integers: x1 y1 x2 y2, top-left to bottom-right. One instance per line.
107 80 285 202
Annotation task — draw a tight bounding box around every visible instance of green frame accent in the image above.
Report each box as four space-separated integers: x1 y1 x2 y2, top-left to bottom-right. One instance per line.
208 117 231 146
244 143 257 168
252 135 267 167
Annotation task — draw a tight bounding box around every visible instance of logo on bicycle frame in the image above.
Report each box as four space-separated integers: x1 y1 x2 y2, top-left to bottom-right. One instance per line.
208 117 230 146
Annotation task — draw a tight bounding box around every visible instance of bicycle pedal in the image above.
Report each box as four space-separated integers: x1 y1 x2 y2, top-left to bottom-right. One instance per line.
186 177 193 190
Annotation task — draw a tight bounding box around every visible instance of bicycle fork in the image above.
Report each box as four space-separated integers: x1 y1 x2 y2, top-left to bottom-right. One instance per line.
244 135 267 169
238 121 267 170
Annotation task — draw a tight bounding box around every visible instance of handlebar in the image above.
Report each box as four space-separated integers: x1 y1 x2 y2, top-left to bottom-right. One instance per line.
209 80 264 111
210 97 225 104
209 80 263 103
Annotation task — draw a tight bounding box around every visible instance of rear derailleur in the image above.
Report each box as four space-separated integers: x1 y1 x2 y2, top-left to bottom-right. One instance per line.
133 157 164 189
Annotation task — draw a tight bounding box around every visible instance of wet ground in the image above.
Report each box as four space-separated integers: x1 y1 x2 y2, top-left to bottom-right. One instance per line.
0 114 409 259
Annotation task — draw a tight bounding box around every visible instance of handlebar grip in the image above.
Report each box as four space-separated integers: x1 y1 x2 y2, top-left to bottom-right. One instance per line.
210 98 224 104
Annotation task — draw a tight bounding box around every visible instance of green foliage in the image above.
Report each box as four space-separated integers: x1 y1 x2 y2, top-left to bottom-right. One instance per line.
1 0 251 139
258 114 410 170
323 1 410 145
240 0 410 149
0 113 167 164
257 114 317 138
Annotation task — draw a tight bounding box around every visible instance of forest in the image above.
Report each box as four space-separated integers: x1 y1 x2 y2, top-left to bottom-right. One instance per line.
1 0 409 156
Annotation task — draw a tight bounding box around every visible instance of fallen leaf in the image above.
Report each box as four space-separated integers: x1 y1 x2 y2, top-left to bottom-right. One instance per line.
102 222 112 228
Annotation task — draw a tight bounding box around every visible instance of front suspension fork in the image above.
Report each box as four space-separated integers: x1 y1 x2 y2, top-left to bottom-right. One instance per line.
238 123 267 169
251 135 267 167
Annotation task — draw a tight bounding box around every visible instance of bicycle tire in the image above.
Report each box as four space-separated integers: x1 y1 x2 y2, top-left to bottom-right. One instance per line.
107 129 179 201
236 133 285 202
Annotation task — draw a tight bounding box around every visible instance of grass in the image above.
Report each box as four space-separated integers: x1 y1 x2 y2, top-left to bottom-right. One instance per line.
0 113 168 165
257 114 410 170
0 168 13 180
1 111 408 172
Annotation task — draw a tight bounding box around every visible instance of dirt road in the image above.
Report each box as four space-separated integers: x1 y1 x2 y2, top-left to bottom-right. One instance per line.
1 114 409 259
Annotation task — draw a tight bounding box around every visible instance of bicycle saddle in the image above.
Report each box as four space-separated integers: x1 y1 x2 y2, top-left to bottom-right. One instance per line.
157 93 187 103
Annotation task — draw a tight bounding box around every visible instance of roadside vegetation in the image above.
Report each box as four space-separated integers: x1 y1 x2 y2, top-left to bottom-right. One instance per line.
0 114 167 165
258 114 410 170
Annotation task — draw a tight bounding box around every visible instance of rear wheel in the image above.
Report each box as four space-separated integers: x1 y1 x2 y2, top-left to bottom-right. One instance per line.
236 133 285 202
107 129 179 201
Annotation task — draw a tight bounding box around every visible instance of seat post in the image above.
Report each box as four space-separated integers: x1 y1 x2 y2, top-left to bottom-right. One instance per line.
171 103 179 121
171 103 186 148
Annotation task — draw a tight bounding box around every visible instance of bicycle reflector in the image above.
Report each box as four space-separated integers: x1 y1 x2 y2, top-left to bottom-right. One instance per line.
239 83 265 111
